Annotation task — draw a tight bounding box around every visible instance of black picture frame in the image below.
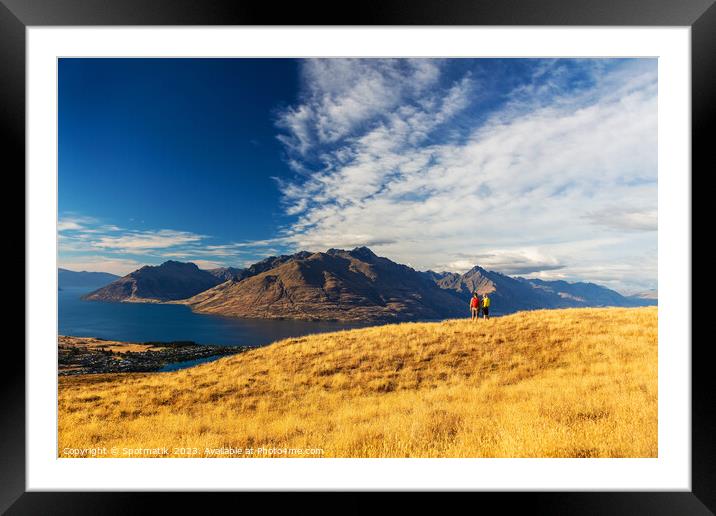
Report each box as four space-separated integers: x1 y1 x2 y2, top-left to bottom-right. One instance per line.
4 0 710 512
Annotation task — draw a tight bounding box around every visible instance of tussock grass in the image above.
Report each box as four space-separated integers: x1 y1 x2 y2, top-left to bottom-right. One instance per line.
58 307 657 457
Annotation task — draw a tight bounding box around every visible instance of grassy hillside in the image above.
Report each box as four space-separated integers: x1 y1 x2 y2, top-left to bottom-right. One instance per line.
58 307 657 458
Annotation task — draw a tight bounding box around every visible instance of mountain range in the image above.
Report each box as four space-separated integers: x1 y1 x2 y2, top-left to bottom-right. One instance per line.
181 247 466 322
79 247 656 321
58 268 119 289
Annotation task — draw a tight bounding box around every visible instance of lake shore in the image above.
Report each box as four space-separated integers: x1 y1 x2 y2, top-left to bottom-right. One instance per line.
60 285 376 346
58 335 249 375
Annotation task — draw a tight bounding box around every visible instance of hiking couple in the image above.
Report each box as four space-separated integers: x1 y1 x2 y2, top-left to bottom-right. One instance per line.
470 292 490 320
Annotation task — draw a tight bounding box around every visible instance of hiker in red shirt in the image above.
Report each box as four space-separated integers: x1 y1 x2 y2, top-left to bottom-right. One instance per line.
470 292 481 321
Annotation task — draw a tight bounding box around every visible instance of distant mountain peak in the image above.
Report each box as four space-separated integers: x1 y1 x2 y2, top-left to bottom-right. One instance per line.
292 250 313 260
351 246 377 256
324 246 379 262
84 260 223 303
159 260 199 269
465 264 488 275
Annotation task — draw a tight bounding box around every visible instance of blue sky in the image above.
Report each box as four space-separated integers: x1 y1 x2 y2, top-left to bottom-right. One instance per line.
59 58 657 293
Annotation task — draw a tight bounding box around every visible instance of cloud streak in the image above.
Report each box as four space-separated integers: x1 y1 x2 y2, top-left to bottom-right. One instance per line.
92 229 205 251
276 59 442 159
58 217 248 269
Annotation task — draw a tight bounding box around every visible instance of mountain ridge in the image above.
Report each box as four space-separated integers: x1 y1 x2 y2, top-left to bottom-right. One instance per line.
180 247 466 322
83 247 656 320
83 260 224 302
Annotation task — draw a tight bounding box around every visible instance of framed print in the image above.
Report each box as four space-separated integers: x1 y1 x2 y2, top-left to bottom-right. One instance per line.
4 0 711 512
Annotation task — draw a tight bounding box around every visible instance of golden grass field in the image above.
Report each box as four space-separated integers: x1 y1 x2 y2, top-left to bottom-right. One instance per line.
59 336 166 354
58 306 657 458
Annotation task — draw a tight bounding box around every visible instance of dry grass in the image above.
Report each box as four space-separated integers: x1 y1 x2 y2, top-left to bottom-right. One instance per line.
58 307 657 458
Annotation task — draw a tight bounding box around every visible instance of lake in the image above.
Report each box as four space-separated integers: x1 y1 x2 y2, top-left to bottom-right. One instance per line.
59 287 376 347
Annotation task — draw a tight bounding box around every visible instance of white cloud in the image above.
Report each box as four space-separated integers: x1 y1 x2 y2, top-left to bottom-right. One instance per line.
58 215 208 254
57 220 84 231
93 229 205 251
585 206 657 231
57 215 97 232
276 59 443 157
57 216 239 270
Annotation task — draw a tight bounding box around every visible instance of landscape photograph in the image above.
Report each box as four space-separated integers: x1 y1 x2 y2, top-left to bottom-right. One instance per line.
58 57 657 458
